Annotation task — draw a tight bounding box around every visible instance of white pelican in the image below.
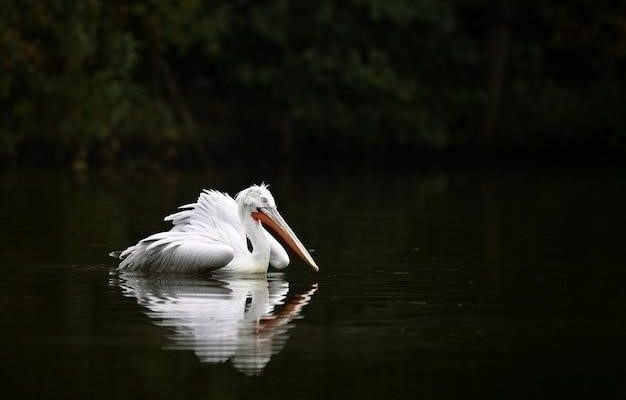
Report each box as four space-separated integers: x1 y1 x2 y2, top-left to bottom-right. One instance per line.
110 184 319 274
114 272 318 375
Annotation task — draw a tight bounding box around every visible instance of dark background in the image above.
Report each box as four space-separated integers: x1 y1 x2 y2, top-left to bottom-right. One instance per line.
2 3 626 396
1 0 625 169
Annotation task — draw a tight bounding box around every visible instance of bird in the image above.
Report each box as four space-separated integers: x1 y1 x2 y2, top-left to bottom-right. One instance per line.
109 183 319 274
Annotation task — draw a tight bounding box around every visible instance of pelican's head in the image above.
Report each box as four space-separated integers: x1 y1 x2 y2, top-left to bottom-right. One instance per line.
236 184 319 272
236 183 276 211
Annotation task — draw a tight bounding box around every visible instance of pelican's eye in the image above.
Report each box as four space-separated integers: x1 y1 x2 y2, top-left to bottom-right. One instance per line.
261 197 268 204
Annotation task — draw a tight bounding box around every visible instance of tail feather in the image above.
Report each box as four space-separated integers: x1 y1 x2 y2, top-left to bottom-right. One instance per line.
109 250 123 259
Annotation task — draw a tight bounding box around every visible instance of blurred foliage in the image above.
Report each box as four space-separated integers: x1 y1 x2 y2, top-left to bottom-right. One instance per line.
1 0 625 167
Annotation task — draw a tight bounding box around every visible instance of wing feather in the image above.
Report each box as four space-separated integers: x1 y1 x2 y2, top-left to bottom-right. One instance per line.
164 190 247 253
118 231 234 273
113 190 247 273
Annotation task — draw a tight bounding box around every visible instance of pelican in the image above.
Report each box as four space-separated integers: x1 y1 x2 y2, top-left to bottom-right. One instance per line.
110 184 319 274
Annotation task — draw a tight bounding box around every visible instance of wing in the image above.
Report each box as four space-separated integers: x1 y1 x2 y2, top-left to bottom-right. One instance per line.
116 231 235 273
113 190 247 273
164 190 247 254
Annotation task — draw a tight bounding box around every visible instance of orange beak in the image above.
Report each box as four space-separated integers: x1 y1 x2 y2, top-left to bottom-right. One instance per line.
251 208 319 272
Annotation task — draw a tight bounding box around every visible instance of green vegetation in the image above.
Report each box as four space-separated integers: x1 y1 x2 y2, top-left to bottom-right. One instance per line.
1 1 625 167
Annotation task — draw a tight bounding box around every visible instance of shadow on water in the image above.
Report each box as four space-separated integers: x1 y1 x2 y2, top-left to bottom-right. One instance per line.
111 272 317 375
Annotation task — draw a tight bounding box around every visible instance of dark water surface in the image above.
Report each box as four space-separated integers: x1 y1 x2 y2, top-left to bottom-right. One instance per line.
1 168 626 399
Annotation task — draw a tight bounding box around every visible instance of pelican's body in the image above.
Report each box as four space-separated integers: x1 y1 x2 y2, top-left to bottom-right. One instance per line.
110 184 318 274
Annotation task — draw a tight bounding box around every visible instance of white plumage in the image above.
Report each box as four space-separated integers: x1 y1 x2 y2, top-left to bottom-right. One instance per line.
110 184 318 274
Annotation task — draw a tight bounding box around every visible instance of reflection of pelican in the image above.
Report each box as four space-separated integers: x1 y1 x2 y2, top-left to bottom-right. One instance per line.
110 184 318 274
114 272 318 375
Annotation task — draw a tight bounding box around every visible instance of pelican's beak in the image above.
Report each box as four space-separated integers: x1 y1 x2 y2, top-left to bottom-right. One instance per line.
251 208 319 272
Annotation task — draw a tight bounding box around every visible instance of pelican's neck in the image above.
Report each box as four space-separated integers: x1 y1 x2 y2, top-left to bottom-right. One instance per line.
241 210 271 264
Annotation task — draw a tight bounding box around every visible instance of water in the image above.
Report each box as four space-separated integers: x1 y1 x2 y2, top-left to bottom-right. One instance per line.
1 168 626 399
